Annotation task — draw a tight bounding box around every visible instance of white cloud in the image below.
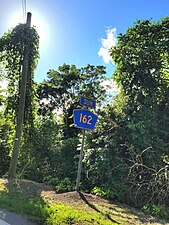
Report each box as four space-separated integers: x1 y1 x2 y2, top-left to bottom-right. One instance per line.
101 78 120 96
98 27 117 64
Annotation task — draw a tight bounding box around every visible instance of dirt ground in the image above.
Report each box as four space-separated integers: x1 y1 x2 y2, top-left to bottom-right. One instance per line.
0 179 168 225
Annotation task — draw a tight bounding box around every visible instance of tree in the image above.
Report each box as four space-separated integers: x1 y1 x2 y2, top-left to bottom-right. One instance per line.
110 18 169 112
37 64 107 138
110 17 169 150
109 17 169 207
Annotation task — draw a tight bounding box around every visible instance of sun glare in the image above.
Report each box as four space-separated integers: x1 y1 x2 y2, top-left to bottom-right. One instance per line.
7 10 50 53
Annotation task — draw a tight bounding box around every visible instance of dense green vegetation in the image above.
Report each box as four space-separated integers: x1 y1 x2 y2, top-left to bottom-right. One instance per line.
0 16 169 221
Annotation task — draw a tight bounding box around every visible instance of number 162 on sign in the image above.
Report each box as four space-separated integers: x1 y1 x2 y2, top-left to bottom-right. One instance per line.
73 109 98 131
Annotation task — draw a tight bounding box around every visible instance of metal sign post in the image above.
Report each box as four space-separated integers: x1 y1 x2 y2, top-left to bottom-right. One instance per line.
75 129 85 191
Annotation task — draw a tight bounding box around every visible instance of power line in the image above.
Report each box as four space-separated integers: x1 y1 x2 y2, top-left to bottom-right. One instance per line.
21 0 27 22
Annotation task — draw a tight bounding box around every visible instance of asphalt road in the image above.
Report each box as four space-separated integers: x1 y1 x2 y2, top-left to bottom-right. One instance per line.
0 209 35 225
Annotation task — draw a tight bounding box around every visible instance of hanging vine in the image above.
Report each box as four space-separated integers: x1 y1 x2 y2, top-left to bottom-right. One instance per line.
0 23 39 130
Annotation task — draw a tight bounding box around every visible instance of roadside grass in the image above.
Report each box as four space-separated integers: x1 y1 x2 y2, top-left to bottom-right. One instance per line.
0 188 46 224
0 186 120 225
0 179 168 225
0 186 119 225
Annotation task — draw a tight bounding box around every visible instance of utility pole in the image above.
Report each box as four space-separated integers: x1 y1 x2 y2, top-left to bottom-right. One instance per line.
8 12 31 179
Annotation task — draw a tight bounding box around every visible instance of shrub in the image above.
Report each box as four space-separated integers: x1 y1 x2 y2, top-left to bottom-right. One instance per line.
55 177 75 193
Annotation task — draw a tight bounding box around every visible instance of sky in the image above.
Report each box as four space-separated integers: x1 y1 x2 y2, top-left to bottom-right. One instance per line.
0 0 169 83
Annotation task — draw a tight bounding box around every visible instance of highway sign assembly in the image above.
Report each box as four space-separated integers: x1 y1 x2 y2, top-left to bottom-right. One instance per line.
74 97 97 191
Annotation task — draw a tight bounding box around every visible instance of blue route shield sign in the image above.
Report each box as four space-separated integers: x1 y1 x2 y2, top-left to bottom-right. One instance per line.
80 96 96 109
73 109 98 131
